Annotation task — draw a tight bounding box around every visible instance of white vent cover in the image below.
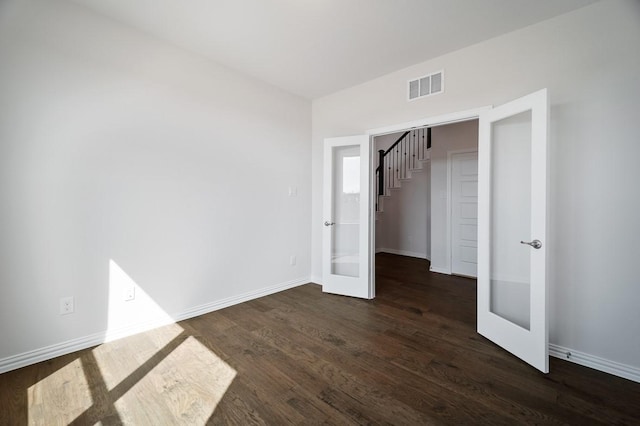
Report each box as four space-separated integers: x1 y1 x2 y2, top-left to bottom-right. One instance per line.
408 70 444 101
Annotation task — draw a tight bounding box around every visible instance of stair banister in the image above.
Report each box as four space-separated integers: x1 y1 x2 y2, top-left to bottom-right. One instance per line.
375 127 431 212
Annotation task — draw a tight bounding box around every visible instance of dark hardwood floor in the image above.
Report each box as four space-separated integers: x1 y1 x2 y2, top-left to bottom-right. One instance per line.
2 253 640 424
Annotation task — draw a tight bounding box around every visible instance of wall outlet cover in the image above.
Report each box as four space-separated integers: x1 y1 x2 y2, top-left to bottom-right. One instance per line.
124 286 135 301
60 296 74 315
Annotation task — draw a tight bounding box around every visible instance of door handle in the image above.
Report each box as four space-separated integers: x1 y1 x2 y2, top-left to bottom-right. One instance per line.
520 239 542 249
324 221 335 226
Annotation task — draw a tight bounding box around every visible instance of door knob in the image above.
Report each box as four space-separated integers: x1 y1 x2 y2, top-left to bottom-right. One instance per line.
324 221 335 226
520 239 542 249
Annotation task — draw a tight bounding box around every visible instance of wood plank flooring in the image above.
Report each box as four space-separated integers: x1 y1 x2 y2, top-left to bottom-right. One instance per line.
2 253 640 424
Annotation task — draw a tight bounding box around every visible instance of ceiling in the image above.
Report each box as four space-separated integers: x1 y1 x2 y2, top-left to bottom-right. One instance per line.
70 0 599 100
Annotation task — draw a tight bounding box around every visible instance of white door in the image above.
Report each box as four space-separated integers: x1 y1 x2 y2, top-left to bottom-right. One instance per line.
477 89 549 372
322 135 373 299
451 151 478 277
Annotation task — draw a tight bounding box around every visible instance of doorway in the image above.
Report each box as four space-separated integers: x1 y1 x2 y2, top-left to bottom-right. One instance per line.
373 119 479 287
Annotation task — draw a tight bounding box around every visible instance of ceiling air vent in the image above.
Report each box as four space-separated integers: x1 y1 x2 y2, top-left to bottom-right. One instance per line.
408 70 444 101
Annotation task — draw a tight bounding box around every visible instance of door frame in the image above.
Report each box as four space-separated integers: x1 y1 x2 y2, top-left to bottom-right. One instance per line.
447 149 479 278
366 106 491 285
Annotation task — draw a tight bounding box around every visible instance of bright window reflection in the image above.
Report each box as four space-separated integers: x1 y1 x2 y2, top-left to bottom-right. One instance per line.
332 148 360 277
342 156 360 194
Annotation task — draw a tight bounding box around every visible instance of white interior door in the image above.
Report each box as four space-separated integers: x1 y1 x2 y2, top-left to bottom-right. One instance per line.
477 89 549 372
322 135 373 299
451 151 478 277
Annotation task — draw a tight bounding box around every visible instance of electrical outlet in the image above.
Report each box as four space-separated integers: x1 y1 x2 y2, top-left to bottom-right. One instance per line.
60 296 74 315
290 255 297 266
123 286 135 302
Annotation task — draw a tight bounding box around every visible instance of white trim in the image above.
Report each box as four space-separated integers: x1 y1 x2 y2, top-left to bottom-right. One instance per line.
549 343 640 384
367 106 489 298
368 135 376 299
171 277 308 322
367 106 491 138
310 275 323 285
429 265 451 275
447 150 478 277
0 276 310 374
378 248 427 259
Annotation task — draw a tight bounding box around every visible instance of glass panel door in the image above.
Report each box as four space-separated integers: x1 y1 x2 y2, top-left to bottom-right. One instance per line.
477 89 548 373
490 111 532 330
322 135 372 299
331 146 361 277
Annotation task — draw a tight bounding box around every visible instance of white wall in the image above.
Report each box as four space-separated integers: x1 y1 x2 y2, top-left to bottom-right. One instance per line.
0 0 311 364
430 120 478 273
377 170 429 259
312 0 640 371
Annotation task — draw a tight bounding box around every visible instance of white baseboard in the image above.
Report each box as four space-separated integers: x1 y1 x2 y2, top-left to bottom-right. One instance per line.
0 276 310 374
378 248 427 259
172 277 308 322
310 275 323 285
429 265 451 275
549 343 640 383
8 278 637 386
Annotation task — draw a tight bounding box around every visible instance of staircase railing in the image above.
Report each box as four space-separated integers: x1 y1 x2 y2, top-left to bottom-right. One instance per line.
376 127 431 211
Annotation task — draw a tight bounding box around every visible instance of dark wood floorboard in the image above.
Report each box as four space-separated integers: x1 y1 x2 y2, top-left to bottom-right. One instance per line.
1 253 640 425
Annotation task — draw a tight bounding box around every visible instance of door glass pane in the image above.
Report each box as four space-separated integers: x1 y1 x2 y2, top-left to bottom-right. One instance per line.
489 111 532 330
332 145 360 277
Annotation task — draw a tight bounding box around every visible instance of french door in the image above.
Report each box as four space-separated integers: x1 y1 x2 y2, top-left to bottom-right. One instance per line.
321 91 549 373
477 89 549 372
322 135 373 299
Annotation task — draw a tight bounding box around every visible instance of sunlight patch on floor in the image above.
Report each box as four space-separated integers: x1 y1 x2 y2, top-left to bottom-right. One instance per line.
114 336 236 424
92 323 184 391
28 358 93 425
28 259 236 424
